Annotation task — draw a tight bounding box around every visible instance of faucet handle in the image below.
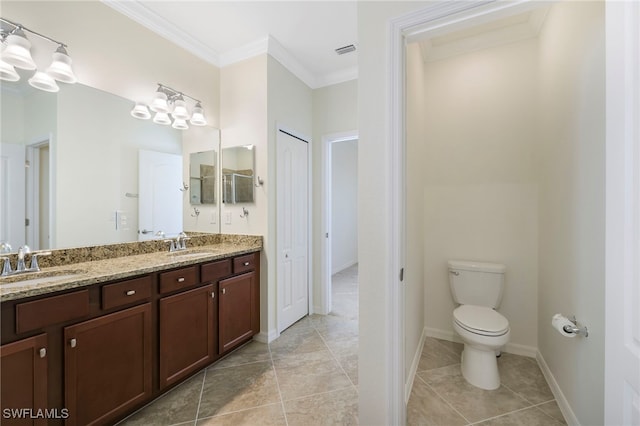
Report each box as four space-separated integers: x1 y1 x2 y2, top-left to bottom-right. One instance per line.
29 251 52 272
1 257 13 276
164 239 176 252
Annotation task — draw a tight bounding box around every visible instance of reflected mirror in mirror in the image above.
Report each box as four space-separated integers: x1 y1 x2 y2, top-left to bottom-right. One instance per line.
189 150 216 205
222 145 255 204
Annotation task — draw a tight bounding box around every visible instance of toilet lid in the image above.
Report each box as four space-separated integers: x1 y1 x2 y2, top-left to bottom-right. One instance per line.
453 305 509 335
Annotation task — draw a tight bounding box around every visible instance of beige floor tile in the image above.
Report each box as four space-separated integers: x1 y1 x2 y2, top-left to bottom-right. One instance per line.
419 364 529 423
475 406 566 426
284 387 358 426
274 354 352 401
498 354 555 405
197 362 280 418
418 337 461 371
210 340 271 370
337 353 359 385
433 337 464 356
536 401 567 425
117 372 204 425
407 377 467 426
325 335 359 358
196 404 287 426
269 328 328 359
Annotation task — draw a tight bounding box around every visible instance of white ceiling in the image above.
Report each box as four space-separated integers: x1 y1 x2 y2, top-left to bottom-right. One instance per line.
104 1 358 89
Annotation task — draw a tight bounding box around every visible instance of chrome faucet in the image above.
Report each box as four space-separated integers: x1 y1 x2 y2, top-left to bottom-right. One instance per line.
1 257 12 276
176 232 190 251
16 245 30 273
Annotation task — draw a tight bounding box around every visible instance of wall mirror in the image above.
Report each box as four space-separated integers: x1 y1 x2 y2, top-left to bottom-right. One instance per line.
0 79 221 253
222 145 255 204
189 150 217 205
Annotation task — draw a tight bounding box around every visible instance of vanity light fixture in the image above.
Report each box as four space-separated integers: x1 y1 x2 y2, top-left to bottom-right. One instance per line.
0 17 78 91
131 83 207 129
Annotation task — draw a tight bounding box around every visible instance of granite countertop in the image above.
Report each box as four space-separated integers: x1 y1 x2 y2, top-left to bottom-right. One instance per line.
0 237 262 303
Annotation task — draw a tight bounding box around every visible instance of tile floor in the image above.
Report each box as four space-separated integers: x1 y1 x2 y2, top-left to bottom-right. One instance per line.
119 263 566 426
118 265 359 426
407 338 568 426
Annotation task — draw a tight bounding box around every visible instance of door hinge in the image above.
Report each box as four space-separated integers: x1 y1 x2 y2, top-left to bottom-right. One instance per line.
400 268 404 282
325 233 329 238
25 218 30 227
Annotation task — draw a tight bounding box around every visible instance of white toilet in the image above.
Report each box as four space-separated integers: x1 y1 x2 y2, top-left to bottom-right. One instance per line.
448 260 510 390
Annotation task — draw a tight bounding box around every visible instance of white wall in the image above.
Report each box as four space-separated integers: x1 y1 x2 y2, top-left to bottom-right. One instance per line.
537 2 605 424
357 2 432 423
331 140 358 273
420 39 540 354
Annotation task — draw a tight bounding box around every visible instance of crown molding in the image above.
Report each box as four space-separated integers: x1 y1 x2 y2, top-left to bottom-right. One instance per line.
101 0 220 66
315 66 358 88
219 37 269 67
266 36 318 88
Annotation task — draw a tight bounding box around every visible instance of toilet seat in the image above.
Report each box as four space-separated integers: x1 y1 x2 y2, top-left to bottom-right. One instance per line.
453 305 509 336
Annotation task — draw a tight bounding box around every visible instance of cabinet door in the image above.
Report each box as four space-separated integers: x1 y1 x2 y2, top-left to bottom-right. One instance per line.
64 303 152 426
159 284 216 389
219 271 258 354
0 334 48 426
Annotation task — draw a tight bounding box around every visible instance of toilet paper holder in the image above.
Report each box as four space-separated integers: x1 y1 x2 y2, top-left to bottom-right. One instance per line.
563 315 589 337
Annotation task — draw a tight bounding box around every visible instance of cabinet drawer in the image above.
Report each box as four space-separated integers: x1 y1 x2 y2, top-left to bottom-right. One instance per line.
201 259 232 283
102 275 152 310
159 266 199 294
233 253 257 274
16 290 89 334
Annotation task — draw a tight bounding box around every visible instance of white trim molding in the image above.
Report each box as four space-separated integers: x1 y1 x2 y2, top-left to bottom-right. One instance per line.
405 327 428 403
537 351 580 426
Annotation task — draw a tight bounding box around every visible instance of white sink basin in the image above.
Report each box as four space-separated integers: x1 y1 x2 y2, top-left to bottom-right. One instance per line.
0 270 86 288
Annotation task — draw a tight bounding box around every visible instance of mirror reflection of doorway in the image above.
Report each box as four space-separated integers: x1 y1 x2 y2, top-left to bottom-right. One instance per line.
26 140 51 250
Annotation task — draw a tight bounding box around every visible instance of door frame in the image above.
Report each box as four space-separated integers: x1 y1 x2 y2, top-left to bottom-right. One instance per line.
387 1 563 423
25 136 52 250
275 124 313 330
319 130 358 315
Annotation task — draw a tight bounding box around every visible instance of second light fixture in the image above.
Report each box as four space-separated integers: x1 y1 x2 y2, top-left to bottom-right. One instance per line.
131 83 207 129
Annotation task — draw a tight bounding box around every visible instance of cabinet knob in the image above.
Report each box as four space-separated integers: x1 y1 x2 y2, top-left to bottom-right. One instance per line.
243 262 250 266
126 290 136 296
211 291 215 299
70 338 77 348
222 288 226 295
177 277 185 283
39 348 46 358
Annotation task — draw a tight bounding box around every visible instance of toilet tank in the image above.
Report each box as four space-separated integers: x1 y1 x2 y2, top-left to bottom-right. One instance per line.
448 260 506 308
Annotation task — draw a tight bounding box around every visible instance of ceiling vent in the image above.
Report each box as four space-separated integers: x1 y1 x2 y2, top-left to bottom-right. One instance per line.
335 44 356 55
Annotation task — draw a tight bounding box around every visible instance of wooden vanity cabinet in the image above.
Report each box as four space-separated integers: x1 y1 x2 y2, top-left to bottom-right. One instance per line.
159 283 216 389
219 253 260 354
64 303 152 426
0 333 48 426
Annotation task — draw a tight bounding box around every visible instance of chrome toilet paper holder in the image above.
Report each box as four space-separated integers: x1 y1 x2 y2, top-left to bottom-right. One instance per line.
563 315 589 337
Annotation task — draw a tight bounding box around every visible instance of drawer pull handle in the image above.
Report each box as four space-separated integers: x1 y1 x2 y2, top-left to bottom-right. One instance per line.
126 290 136 296
39 348 46 358
243 262 250 266
70 338 77 348
177 277 185 283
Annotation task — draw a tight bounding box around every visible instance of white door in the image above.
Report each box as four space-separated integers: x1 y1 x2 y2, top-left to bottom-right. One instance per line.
604 2 640 424
277 129 309 332
138 150 183 241
0 143 26 249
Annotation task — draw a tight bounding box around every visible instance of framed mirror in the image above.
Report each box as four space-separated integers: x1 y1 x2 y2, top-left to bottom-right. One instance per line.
189 150 217 205
222 145 255 204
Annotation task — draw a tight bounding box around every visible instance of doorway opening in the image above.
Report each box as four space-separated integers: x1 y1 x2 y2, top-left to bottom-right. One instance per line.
25 138 51 251
321 131 358 316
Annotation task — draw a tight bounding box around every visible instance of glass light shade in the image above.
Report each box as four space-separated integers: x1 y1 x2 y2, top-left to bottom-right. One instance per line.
131 103 151 120
172 118 189 130
1 30 36 70
171 98 189 120
153 112 171 125
0 59 20 81
46 46 77 83
28 71 59 93
189 102 207 126
149 90 169 113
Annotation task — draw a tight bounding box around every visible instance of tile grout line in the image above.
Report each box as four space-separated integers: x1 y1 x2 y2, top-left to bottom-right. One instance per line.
419 375 472 425
314 325 358 391
281 385 357 403
268 340 290 426
192 367 207 425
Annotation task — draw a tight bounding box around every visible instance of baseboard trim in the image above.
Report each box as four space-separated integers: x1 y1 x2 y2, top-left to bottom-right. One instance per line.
405 327 427 403
254 329 279 344
424 327 537 358
536 351 580 426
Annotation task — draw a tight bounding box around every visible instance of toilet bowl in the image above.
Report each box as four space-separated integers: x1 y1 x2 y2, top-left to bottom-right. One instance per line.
453 304 510 390
448 260 510 390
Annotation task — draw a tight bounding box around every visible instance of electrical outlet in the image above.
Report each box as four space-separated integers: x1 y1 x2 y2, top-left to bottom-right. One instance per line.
210 213 217 224
225 211 232 225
